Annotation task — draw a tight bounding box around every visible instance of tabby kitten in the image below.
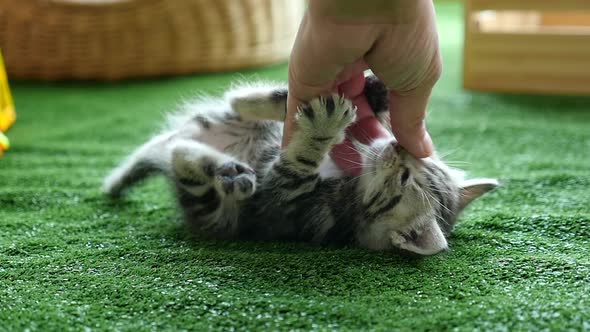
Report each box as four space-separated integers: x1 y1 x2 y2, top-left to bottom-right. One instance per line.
103 76 497 256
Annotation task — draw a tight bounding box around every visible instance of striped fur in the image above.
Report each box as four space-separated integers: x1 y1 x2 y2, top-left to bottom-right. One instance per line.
103 77 498 256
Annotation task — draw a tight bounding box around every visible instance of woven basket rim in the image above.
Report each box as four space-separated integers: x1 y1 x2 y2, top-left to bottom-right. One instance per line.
0 0 304 80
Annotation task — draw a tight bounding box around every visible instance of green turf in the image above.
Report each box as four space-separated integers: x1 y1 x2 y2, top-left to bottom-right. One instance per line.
1 2 589 331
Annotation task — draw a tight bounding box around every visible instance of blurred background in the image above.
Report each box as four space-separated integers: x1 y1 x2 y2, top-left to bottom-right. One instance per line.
0 1 589 330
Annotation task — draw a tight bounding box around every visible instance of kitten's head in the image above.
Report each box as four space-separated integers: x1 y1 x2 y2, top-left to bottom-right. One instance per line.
356 137 498 256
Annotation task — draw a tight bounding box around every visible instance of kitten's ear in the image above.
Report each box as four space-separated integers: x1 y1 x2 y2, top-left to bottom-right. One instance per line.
390 220 448 256
459 178 499 210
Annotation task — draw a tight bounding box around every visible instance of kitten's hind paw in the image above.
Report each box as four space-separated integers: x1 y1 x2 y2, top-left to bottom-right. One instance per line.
216 161 257 200
171 141 257 201
296 95 357 145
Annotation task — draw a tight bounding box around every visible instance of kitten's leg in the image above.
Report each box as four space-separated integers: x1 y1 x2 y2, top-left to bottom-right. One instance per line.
171 139 256 201
363 74 392 131
102 132 175 198
225 83 287 121
103 130 256 201
364 74 389 115
250 95 355 241
170 139 256 235
265 95 356 199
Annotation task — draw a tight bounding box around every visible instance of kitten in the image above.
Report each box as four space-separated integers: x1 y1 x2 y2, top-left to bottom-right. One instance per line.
103 76 498 256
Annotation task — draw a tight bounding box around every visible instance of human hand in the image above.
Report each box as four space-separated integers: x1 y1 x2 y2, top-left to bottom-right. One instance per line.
284 0 442 174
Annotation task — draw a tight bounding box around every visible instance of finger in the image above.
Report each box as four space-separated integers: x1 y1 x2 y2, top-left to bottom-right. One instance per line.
389 91 434 158
334 61 369 88
385 46 440 158
283 13 378 147
359 0 440 157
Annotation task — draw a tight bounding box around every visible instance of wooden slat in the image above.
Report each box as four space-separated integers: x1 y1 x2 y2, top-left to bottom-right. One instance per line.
464 31 590 95
462 0 473 91
472 12 590 34
542 12 590 26
468 33 590 56
468 61 590 79
464 74 590 95
468 0 590 12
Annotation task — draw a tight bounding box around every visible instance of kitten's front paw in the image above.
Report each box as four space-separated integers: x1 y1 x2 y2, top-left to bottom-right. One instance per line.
215 161 256 200
296 95 357 144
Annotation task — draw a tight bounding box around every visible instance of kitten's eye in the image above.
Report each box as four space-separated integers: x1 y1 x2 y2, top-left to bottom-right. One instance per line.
401 168 410 186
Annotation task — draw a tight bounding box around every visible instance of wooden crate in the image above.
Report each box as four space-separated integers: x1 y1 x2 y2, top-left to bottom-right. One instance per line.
463 0 590 95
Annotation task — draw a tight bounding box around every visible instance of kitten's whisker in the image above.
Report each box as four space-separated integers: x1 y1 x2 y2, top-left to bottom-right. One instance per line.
430 187 454 195
438 147 462 160
339 145 379 163
335 156 372 168
350 139 382 160
361 146 382 160
444 161 471 167
420 188 436 214
352 149 379 163
424 189 453 215
343 172 375 186
417 187 429 210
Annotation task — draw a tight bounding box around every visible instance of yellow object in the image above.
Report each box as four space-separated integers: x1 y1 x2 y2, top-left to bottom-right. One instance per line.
0 49 16 157
0 131 9 155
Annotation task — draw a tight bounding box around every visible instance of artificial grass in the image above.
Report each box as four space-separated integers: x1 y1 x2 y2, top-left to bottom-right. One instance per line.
1 2 589 331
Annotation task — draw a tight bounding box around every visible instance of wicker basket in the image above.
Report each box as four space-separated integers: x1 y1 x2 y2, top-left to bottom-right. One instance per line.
0 0 304 80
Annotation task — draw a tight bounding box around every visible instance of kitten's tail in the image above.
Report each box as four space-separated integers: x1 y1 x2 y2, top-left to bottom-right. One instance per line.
226 75 389 122
102 133 172 198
